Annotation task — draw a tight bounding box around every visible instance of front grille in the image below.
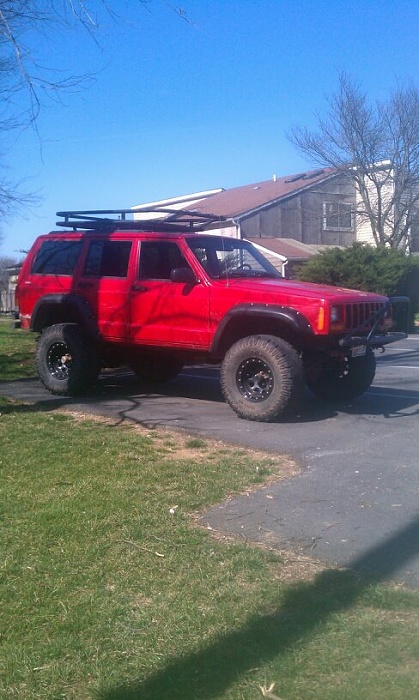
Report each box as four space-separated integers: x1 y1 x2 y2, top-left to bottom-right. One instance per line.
344 302 384 330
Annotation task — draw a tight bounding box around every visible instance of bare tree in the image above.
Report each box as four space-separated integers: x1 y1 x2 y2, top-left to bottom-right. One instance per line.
0 1 134 123
0 253 19 282
0 1 101 222
0 1 161 226
289 73 419 249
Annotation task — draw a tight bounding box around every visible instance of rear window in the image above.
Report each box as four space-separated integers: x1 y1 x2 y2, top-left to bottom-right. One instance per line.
31 240 83 275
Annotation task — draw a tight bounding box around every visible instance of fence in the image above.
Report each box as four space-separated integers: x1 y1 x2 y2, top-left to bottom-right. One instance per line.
0 290 17 314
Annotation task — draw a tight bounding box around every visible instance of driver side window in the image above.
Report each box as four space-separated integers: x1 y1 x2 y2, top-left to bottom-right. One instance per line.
139 241 189 280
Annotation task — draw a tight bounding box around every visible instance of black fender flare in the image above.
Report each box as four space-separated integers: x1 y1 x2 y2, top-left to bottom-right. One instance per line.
30 293 101 340
210 303 314 355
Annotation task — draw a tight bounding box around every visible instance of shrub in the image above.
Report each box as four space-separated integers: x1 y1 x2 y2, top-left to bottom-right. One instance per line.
296 243 419 331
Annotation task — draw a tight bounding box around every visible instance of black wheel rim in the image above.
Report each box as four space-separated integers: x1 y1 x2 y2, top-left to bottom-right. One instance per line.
236 357 274 402
326 355 350 382
307 353 349 384
46 341 72 380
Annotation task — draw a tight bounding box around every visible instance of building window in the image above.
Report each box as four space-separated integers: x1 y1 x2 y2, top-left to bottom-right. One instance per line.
323 201 353 230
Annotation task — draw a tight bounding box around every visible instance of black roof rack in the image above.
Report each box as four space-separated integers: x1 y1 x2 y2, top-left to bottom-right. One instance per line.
55 208 226 233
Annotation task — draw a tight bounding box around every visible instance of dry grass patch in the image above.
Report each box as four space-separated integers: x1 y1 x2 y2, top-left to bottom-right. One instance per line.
59 407 299 482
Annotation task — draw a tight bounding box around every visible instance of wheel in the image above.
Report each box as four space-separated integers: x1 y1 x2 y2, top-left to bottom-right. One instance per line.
36 323 99 396
304 347 376 401
130 354 183 384
220 335 303 422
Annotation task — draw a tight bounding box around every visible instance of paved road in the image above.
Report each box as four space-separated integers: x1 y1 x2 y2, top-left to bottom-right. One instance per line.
1 336 419 587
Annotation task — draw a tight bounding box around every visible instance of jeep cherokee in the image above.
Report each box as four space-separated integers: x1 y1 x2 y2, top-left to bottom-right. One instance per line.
15 208 410 422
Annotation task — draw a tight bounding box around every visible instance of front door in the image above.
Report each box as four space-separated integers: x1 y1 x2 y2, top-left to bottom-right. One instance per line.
129 240 210 348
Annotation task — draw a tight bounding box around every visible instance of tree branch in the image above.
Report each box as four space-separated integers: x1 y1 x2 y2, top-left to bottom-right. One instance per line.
288 72 419 249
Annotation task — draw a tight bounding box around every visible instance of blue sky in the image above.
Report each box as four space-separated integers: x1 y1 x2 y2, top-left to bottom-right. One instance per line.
2 0 419 258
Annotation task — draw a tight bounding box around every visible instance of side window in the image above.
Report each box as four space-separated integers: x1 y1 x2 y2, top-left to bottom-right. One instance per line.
83 241 132 278
31 240 83 275
139 241 189 280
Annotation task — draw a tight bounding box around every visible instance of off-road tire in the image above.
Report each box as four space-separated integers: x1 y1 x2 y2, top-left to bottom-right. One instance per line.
220 334 303 422
130 354 183 384
304 347 376 401
36 323 99 396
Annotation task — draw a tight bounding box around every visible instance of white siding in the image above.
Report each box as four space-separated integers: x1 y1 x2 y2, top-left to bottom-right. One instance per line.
355 166 394 246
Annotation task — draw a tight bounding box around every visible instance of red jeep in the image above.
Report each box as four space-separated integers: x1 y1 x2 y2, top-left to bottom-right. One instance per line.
16 209 409 421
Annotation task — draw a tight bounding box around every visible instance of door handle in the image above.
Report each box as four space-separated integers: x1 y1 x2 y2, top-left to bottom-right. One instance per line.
77 282 94 289
131 284 148 292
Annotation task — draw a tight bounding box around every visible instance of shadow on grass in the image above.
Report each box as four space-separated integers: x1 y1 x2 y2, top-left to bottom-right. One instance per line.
98 517 419 700
0 353 35 381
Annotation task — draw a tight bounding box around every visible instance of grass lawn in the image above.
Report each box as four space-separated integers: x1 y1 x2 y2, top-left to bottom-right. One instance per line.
0 317 37 380
1 317 419 700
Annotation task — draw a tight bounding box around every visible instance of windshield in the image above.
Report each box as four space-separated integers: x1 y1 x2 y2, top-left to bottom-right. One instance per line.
186 236 282 280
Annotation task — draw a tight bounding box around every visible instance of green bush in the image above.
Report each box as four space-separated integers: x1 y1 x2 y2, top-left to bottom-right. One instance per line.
296 243 419 331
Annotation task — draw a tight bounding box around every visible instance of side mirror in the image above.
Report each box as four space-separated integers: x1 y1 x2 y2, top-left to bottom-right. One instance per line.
170 267 198 284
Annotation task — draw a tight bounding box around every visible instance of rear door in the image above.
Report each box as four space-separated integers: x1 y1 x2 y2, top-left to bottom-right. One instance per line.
74 238 133 340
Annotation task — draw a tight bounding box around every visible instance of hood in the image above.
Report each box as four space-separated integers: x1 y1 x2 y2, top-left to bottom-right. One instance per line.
214 276 387 302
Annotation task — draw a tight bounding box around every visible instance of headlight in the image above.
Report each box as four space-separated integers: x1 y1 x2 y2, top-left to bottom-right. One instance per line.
330 304 345 331
331 305 340 323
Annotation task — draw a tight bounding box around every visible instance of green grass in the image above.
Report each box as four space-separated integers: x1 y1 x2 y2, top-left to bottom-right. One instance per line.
0 316 36 379
1 317 419 700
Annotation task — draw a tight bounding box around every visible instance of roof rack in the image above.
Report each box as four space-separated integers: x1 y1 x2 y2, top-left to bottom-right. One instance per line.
55 208 226 233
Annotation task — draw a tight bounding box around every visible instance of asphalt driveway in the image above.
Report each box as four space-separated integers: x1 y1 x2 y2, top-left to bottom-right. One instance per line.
1 335 419 587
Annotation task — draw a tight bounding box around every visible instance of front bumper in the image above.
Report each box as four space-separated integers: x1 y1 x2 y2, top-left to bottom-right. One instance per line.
339 296 410 353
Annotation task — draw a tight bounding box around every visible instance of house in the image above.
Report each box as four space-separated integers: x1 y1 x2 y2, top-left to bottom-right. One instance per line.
249 237 340 278
185 168 356 275
183 168 355 245
133 167 355 276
